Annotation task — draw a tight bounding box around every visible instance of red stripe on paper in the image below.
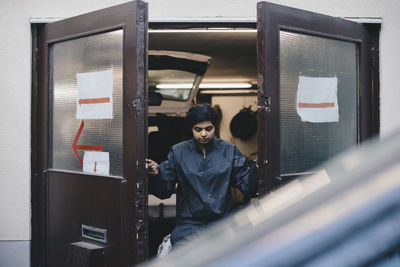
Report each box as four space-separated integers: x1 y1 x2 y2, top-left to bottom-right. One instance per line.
298 102 335 108
79 97 110 105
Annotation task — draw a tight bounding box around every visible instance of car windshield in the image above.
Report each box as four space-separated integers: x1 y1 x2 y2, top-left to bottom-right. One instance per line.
149 69 197 101
148 50 211 102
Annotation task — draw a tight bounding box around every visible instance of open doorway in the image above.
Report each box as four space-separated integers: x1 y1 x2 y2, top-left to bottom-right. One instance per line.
29 0 382 264
146 23 258 257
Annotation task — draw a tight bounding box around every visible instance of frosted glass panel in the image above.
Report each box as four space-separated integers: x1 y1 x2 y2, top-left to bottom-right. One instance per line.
280 31 358 175
50 30 123 176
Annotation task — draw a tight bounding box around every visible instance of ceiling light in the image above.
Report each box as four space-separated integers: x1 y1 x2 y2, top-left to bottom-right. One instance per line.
200 83 252 88
149 29 257 33
156 84 193 89
156 83 252 89
200 89 257 94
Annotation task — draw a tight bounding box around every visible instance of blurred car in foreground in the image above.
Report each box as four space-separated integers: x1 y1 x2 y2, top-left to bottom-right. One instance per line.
141 129 400 267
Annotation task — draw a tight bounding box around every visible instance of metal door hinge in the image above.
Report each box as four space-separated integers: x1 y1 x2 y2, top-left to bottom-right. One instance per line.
258 96 271 112
132 96 143 112
263 96 271 111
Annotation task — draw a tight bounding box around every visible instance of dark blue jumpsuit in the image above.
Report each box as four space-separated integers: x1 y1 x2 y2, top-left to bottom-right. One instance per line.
149 138 258 246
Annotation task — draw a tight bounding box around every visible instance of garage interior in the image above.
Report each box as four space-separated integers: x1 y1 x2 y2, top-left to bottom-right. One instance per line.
147 24 259 256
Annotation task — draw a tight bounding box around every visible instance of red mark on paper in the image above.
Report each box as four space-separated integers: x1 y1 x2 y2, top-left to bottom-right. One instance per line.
79 97 110 105
94 161 97 172
298 102 335 108
72 120 103 166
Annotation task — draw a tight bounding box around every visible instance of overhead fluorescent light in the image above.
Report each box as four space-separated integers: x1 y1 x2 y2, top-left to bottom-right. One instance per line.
200 89 257 94
156 83 252 89
200 83 252 88
149 29 257 33
156 84 193 89
149 18 256 23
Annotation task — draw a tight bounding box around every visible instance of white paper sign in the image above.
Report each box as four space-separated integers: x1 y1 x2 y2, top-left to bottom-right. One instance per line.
296 76 339 123
76 69 113 119
83 151 110 175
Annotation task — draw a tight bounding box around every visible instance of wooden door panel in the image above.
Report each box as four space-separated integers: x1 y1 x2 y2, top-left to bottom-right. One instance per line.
257 2 372 194
47 170 127 267
34 1 148 266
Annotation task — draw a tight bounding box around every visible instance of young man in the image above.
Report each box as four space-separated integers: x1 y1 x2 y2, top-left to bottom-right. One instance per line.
147 104 258 247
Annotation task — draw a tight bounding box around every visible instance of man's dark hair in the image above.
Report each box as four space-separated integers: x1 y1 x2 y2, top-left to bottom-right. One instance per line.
186 104 218 128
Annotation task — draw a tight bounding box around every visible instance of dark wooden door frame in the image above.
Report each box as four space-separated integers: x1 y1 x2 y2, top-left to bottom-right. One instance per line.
31 1 148 266
31 22 43 267
256 2 379 194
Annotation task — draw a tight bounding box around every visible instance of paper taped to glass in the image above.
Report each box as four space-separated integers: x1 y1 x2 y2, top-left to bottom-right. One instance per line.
296 76 339 123
76 69 113 119
83 151 110 175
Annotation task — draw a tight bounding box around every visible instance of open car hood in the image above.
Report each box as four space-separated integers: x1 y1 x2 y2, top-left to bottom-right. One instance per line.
148 50 212 117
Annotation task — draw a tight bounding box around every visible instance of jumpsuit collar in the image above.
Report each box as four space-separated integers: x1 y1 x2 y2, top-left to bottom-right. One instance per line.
191 137 217 155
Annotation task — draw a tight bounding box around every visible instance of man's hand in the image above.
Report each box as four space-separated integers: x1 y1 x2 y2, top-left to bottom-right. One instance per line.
146 158 159 175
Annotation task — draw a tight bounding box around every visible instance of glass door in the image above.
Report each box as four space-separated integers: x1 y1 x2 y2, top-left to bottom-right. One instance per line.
257 2 372 194
35 1 148 266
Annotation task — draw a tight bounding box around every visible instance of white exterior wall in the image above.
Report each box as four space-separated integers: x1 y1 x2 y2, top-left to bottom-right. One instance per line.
0 0 399 243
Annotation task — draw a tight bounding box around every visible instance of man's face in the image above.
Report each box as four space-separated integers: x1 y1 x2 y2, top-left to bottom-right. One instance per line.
192 120 215 145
